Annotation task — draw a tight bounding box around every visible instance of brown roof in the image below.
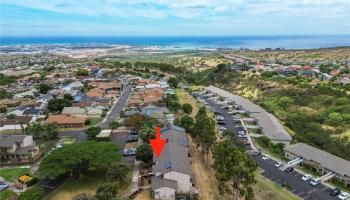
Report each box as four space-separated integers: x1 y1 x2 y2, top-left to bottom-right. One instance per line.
1 116 33 125
47 115 85 125
72 101 93 108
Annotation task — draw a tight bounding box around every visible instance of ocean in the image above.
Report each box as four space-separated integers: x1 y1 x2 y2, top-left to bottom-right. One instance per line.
1 35 350 49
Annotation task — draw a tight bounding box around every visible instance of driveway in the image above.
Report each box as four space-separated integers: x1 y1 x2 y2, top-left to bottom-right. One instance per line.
203 96 335 200
99 85 132 129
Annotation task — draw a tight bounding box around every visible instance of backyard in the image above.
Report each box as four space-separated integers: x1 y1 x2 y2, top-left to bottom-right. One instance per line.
44 167 132 200
0 166 31 182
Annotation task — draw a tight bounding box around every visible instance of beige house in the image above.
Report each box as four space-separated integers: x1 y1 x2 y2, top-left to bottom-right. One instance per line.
86 108 103 118
0 135 39 163
61 107 87 118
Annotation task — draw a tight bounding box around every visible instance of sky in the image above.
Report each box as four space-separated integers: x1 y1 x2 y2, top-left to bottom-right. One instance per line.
1 0 350 36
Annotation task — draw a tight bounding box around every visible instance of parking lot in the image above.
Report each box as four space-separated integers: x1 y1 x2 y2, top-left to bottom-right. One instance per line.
195 93 337 200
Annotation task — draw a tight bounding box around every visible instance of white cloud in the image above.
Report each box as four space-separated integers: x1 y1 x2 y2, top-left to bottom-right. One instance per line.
2 0 350 20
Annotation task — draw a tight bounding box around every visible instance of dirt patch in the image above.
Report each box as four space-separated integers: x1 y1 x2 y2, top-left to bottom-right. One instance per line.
133 189 152 200
176 89 199 118
188 137 223 200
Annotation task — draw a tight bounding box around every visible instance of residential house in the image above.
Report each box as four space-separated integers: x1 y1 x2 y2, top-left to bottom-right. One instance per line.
47 115 86 128
0 116 35 131
86 108 103 118
151 125 195 200
7 105 29 116
61 107 86 118
0 135 39 163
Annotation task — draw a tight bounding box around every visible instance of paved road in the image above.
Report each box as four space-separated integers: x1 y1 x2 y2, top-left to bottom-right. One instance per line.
99 85 132 129
202 96 335 200
58 85 132 140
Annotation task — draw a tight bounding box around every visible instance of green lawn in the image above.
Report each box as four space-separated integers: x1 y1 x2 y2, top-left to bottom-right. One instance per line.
254 173 300 200
252 138 287 162
0 167 31 182
0 189 18 200
44 166 132 200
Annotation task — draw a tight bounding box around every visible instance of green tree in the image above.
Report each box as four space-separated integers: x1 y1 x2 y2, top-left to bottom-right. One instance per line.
213 140 257 200
182 103 193 114
135 144 153 165
181 115 194 132
63 93 74 101
93 182 118 200
257 136 271 148
193 107 216 163
39 141 120 179
6 113 16 119
109 121 120 129
168 77 179 88
278 96 294 108
26 122 59 139
0 89 12 99
18 186 44 200
85 127 102 140
0 107 7 113
48 98 72 112
106 163 129 184
327 112 343 126
37 83 51 94
76 68 89 76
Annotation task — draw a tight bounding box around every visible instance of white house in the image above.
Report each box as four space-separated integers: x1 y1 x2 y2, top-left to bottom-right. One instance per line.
151 125 195 200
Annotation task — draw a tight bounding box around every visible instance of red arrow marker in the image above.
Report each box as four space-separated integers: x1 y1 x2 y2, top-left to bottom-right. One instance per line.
149 126 166 157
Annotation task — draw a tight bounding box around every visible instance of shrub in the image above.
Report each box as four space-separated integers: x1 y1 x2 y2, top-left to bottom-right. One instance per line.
182 103 193 114
18 186 44 200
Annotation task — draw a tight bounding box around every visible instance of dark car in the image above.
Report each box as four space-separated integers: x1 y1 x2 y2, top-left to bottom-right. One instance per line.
253 151 261 156
285 167 294 173
214 111 222 115
330 188 341 196
217 121 226 125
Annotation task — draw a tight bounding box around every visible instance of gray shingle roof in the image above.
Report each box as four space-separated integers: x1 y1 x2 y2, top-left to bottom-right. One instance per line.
284 143 350 177
61 107 85 115
151 176 177 190
206 86 292 142
0 135 27 147
152 128 192 176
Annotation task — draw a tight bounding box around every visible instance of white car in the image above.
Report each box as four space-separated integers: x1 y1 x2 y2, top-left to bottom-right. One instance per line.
310 178 320 186
301 174 312 181
275 161 284 167
262 155 270 160
338 192 350 200
219 126 226 130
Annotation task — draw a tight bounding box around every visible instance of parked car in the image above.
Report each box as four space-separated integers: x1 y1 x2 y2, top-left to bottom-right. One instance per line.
217 121 226 125
238 134 247 138
217 116 224 120
262 155 270 160
310 178 321 186
338 192 350 200
301 174 312 181
219 126 226 131
0 182 9 192
275 161 284 167
253 151 261 156
330 188 341 196
285 167 294 173
227 111 234 115
214 111 222 115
